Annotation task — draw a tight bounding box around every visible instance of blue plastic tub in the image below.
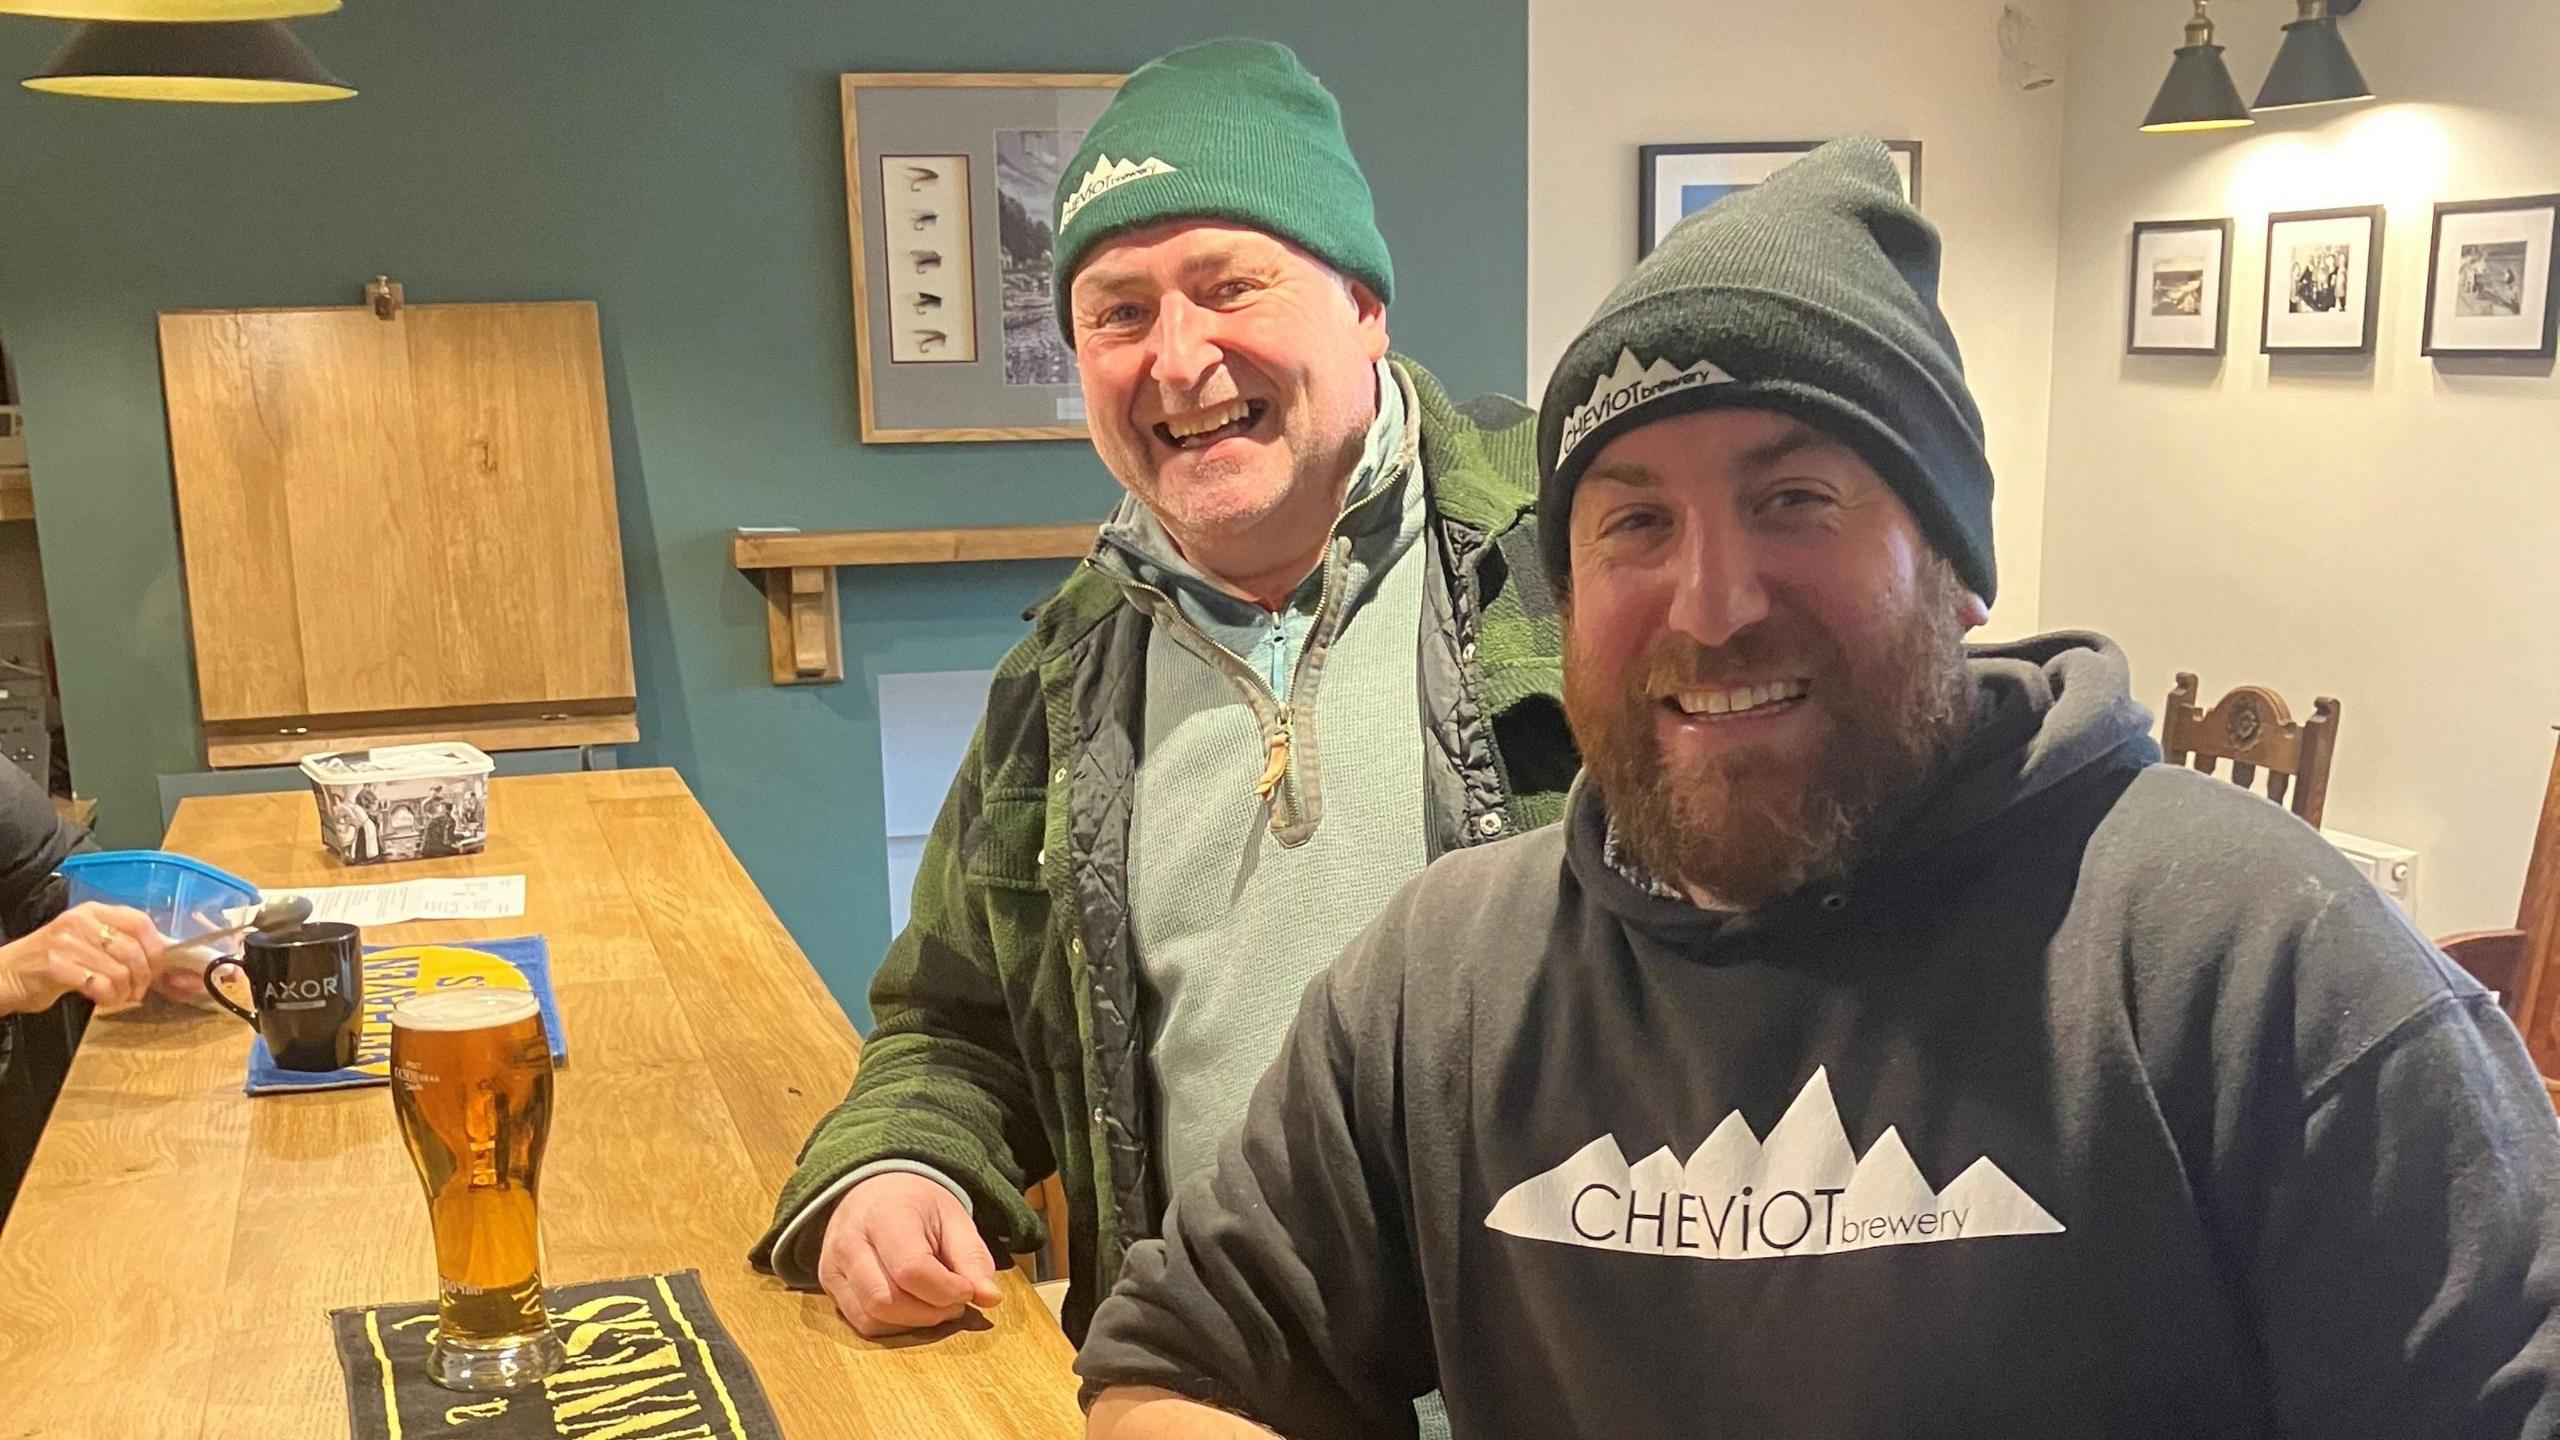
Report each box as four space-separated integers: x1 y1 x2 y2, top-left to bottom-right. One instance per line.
57 850 261 946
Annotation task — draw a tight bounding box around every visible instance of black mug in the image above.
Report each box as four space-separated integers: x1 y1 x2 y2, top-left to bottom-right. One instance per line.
206 922 364 1072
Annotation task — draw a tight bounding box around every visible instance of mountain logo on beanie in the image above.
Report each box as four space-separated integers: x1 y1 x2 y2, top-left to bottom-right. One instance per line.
1557 348 1737 467
1060 154 1180 228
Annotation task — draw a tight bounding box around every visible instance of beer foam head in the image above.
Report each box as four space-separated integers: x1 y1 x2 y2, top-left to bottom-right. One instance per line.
391 987 540 1032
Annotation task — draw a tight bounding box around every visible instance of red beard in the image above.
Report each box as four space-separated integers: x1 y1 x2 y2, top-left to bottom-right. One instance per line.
1563 558 1977 909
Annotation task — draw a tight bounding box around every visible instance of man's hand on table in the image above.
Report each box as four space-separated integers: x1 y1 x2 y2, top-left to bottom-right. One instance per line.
1088 1388 1281 1438
0 901 165 1016
817 1171 1004 1336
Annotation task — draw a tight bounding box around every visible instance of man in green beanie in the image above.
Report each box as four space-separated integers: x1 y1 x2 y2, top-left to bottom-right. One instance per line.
1075 139 2560 1436
751 36 1574 1356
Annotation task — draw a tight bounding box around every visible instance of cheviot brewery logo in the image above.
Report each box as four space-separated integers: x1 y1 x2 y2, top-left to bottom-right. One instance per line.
1485 1068 2064 1260
1557 347 1738 466
1060 154 1179 228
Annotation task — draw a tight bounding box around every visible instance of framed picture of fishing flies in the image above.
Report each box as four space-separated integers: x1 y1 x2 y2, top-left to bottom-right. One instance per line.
841 72 1126 443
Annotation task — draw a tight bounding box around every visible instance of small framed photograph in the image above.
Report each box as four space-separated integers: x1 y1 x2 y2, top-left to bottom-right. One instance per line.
2421 194 2560 360
2126 218 2233 355
2261 205 2385 355
842 72 1125 443
1637 140 1921 259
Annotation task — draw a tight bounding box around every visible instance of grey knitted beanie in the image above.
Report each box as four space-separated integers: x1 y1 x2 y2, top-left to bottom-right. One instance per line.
1536 137 1994 603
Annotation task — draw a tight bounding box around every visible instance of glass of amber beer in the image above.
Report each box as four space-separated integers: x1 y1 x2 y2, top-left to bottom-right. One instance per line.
389 988 565 1392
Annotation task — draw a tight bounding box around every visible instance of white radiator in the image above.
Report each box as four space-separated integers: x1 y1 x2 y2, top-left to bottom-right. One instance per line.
2324 829 2418 913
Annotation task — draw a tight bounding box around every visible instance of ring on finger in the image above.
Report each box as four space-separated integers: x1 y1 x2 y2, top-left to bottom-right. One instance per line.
97 924 120 952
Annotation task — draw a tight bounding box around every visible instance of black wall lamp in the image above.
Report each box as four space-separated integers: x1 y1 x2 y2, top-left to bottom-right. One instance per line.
2254 0 2374 111
2 0 351 103
2143 0 2373 134
2141 0 2255 133
22 18 351 101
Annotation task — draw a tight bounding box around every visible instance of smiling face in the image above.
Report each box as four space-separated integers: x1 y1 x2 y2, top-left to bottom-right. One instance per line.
1561 407 1986 908
1069 220 1389 596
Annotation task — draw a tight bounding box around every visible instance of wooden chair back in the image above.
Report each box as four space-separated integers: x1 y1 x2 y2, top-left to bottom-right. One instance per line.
2438 730 2560 1112
2440 931 2533 1023
1026 1174 1069 1283
2502 731 2560 1071
2160 673 2342 828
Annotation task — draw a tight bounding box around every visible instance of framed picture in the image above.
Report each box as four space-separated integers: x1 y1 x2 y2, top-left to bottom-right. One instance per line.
2126 218 2234 355
1637 140 1921 259
841 72 1124 443
2421 194 2560 360
2261 205 2384 356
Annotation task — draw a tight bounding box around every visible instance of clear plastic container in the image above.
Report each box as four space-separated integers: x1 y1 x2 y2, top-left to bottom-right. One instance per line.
56 849 262 946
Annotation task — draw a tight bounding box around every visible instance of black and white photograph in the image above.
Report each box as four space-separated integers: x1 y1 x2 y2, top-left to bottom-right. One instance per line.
841 71 1122 443
2154 262 2205 316
2423 194 2560 359
2457 242 2528 317
2288 244 2350 314
2262 206 2383 355
995 128 1083 386
2127 218 2231 355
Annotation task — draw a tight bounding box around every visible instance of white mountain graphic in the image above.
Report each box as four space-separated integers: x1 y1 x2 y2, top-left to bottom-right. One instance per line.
1555 346 1738 463
1059 154 1178 227
1485 1068 2063 1261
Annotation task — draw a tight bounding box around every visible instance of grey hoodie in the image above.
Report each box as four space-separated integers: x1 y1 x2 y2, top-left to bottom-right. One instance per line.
1075 633 2560 1438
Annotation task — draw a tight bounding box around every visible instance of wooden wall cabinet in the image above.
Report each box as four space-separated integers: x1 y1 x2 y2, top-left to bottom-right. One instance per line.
160 300 638 767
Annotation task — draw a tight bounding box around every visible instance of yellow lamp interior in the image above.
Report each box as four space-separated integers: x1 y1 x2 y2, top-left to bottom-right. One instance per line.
2140 117 2257 133
0 0 337 17
22 73 351 102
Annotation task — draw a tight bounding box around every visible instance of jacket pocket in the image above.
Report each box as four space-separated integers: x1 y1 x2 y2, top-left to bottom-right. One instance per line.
965 793 1049 894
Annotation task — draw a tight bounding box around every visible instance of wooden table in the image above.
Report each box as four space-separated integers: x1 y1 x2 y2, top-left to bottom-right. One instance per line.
0 769 1084 1438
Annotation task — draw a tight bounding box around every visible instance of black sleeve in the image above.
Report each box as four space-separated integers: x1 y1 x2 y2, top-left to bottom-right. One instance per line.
0 763 91 1213
1074 890 1435 1437
0 763 88 942
2239 901 2560 1437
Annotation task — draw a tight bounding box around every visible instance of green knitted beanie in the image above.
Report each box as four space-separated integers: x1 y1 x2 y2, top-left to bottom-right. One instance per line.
1050 38 1393 336
1536 137 1995 605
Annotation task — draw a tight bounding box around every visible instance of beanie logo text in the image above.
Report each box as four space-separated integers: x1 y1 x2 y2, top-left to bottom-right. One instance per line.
1060 154 1180 229
1557 348 1738 469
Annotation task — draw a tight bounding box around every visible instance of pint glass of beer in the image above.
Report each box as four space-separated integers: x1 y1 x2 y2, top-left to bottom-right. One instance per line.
389 988 564 1391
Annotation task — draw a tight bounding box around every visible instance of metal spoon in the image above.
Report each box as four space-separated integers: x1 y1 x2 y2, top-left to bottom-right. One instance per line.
162 894 316 975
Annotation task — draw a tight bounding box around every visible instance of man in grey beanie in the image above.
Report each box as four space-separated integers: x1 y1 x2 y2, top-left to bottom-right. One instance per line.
1074 139 2560 1437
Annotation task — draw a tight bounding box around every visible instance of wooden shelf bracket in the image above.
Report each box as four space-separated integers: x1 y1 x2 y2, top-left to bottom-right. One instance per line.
731 523 1095 687
763 564 844 685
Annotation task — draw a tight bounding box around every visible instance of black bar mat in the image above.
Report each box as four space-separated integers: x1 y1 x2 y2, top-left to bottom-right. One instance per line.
330 1269 783 1439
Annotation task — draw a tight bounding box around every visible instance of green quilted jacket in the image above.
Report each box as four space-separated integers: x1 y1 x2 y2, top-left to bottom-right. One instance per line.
751 359 1576 1340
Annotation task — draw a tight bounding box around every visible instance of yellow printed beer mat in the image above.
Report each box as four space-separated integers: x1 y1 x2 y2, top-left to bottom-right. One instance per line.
248 937 568 1095
329 1269 783 1440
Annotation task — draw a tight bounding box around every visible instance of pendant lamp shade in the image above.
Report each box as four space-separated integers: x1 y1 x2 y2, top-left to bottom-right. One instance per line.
2142 41 2254 132
24 20 354 102
2253 1 2373 111
0 0 336 17
2142 3 2251 134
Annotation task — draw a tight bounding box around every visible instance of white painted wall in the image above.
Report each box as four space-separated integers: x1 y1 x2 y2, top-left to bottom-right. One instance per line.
877 668 995 940
1527 0 2072 637
2040 0 2560 935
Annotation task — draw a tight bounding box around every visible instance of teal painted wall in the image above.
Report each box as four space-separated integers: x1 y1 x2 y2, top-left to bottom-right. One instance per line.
0 1 1528 1023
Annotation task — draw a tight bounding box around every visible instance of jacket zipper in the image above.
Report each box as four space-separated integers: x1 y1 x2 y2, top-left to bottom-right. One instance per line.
1120 559 1326 834
1102 471 1388 835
